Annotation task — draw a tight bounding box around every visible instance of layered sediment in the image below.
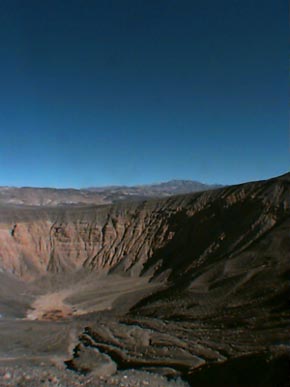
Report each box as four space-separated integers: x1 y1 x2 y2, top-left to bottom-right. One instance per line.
0 173 289 386
0 173 288 282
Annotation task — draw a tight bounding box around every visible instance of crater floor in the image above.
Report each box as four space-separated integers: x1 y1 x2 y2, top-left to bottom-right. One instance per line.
0 273 174 386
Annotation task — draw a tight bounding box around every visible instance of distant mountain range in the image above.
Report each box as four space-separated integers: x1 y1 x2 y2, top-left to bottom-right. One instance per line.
0 180 222 207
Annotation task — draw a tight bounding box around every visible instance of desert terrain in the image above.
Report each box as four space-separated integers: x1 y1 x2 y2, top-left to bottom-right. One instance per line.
0 173 289 386
0 180 220 207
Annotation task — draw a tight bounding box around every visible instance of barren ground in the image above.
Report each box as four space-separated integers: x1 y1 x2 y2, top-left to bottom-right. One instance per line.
0 174 289 386
0 273 185 386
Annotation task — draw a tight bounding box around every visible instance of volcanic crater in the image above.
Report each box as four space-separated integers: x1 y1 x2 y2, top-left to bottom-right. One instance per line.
0 174 289 386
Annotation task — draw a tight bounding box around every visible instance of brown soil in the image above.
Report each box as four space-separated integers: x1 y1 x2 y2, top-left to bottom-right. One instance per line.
0 173 289 386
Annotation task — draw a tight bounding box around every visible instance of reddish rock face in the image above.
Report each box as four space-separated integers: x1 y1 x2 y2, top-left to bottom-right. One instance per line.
0 173 289 283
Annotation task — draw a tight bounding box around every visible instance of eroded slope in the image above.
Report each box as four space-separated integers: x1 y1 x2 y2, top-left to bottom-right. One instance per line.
0 173 289 386
0 174 288 282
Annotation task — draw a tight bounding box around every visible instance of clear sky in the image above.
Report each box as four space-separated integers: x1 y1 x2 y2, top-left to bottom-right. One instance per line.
0 0 288 188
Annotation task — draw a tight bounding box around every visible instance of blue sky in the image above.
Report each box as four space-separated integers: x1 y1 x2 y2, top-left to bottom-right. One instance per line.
0 0 288 188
